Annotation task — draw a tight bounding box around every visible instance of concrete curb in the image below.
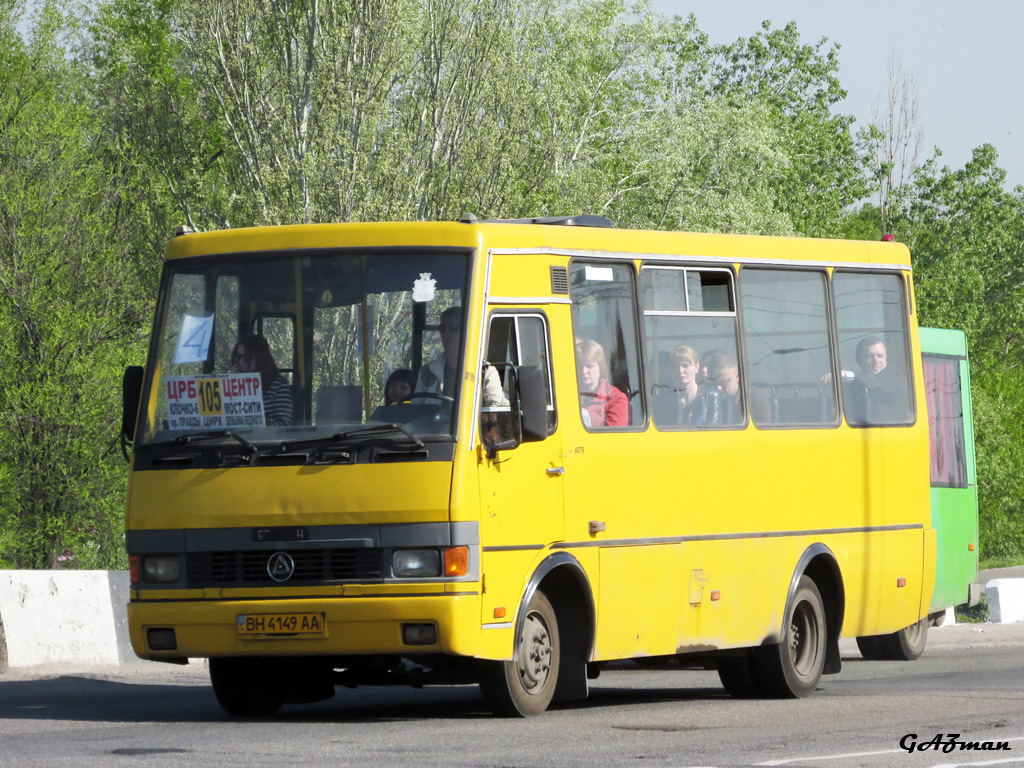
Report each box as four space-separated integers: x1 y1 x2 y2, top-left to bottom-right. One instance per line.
986 578 1024 623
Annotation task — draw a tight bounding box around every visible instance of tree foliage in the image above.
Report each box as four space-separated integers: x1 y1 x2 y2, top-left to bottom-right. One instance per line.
0 2 150 567
1 0 1022 567
889 145 1024 560
700 20 868 236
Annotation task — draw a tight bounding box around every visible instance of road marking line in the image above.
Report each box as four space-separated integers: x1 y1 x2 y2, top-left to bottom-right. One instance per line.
758 736 1024 767
758 748 903 765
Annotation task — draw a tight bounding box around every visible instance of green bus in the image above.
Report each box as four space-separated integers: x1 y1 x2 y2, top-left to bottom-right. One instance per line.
857 327 980 660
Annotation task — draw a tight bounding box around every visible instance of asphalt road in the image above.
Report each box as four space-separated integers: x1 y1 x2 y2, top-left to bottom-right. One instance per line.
2 622 1023 768
979 566 1024 582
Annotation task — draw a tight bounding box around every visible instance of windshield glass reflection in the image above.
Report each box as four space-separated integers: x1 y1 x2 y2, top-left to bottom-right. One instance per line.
141 249 469 446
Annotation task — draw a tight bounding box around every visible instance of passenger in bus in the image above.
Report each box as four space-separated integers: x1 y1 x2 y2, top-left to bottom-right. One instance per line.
824 336 906 423
657 344 709 426
703 350 771 425
384 369 416 405
672 345 700 407
576 339 628 427
385 369 414 404
697 349 717 387
853 336 906 421
681 349 720 425
230 335 293 426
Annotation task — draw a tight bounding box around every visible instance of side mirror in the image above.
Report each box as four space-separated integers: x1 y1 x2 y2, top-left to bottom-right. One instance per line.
480 364 548 459
121 366 144 461
517 365 547 443
480 364 521 457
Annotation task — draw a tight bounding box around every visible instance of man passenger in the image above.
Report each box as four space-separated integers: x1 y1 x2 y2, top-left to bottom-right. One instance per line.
704 351 771 425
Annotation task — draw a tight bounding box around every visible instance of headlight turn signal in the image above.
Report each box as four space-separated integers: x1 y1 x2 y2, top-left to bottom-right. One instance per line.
444 546 468 577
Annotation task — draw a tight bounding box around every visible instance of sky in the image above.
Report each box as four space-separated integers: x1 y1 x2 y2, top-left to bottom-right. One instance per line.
650 0 1024 190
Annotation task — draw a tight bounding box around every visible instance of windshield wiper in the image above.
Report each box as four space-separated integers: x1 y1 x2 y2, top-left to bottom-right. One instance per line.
261 423 425 457
148 430 259 454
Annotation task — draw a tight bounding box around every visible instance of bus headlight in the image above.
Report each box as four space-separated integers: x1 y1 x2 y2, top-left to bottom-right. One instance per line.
393 549 441 578
143 555 180 583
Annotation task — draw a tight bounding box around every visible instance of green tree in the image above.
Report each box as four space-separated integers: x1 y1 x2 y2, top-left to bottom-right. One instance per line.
700 20 869 236
9 0 993 569
0 2 145 568
90 0 809 232
517 3 785 233
893 145 1024 561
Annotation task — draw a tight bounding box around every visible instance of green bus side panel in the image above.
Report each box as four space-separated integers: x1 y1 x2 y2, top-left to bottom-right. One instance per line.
930 486 979 611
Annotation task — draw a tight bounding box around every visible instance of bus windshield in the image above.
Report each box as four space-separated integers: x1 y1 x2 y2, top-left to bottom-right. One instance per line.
140 248 470 447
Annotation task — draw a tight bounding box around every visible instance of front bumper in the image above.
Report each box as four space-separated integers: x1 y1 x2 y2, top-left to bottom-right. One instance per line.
128 591 482 660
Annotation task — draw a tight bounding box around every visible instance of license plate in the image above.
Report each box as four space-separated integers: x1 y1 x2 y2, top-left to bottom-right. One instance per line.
237 612 326 636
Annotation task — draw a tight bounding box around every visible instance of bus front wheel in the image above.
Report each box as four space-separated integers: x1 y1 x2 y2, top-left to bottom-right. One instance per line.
209 657 288 717
754 576 827 698
478 590 560 717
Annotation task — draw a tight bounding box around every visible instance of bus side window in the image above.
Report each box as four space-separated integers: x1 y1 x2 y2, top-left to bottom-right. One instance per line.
739 268 837 427
833 272 914 426
569 262 643 429
923 354 968 487
641 265 741 429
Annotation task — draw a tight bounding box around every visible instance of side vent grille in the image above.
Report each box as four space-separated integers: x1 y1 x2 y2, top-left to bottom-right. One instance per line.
550 266 569 295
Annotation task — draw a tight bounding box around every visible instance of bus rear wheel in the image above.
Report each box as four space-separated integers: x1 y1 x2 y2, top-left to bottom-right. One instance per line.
478 590 560 717
755 576 826 698
856 618 928 661
209 657 288 717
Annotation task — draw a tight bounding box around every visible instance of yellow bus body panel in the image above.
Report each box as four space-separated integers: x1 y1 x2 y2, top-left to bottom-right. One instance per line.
127 463 453 529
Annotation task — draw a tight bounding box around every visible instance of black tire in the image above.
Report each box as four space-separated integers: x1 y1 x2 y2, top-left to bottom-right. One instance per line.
857 618 928 661
717 651 765 698
855 635 885 660
754 576 827 698
209 657 288 717
478 590 560 717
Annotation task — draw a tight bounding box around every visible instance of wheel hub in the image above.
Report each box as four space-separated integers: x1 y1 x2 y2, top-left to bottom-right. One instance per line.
789 601 820 677
517 611 552 693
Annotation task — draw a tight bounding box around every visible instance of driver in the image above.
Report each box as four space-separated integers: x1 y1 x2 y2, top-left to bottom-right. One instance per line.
416 307 462 398
415 306 505 406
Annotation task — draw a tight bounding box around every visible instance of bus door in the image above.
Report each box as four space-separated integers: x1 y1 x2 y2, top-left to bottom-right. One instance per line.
477 311 564 623
922 340 979 612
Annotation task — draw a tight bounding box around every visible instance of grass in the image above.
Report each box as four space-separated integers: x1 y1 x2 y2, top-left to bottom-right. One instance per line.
955 594 990 623
979 555 1024 571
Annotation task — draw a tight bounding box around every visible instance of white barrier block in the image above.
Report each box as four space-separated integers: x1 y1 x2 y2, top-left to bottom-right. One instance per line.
0 571 121 668
107 570 140 664
986 578 1024 624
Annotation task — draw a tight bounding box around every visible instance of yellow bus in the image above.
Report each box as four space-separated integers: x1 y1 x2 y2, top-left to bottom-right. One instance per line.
121 216 934 716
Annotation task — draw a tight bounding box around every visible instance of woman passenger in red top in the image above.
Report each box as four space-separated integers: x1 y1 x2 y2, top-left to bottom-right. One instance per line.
576 339 629 427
